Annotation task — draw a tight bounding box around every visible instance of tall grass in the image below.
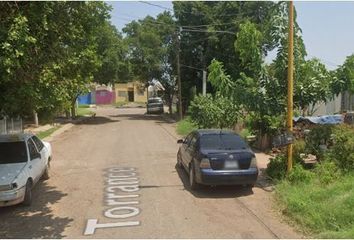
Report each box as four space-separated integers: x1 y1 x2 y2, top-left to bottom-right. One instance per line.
276 174 354 238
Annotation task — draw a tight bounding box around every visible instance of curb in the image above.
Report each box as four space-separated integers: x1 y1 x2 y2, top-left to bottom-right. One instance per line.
41 116 88 142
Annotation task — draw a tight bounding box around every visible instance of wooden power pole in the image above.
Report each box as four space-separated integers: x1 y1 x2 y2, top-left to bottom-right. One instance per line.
287 1 294 173
176 28 183 121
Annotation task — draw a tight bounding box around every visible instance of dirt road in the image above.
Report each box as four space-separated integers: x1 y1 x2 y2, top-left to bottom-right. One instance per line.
0 106 301 238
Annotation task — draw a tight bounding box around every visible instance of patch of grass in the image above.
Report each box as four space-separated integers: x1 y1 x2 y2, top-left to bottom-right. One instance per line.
276 173 354 238
176 117 197 136
134 101 146 105
78 104 90 108
114 102 128 108
36 126 61 140
77 107 94 117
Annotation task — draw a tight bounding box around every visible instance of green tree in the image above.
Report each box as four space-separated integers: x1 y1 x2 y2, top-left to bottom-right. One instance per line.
295 58 331 115
335 54 354 110
123 16 165 82
94 22 130 85
0 2 112 119
173 1 278 111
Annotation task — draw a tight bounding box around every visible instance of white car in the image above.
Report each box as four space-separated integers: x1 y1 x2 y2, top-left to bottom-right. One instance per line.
0 133 52 207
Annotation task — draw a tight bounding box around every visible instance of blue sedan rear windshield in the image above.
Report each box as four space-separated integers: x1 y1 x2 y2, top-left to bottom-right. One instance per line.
0 141 28 164
200 134 248 150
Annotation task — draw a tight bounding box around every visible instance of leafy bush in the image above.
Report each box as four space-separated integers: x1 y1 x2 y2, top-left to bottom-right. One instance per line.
244 113 285 136
176 117 197 136
287 164 314 184
293 139 306 163
239 128 254 139
189 94 239 129
314 160 340 185
266 154 287 180
305 125 334 160
325 125 354 172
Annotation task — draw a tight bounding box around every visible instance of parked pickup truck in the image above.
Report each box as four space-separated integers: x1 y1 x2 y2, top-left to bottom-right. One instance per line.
0 133 52 207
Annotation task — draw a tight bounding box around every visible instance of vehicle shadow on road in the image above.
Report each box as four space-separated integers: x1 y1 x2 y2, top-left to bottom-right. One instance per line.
0 181 72 238
174 164 254 199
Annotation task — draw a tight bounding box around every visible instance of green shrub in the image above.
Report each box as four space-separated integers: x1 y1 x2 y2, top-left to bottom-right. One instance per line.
239 128 253 139
305 125 334 160
244 113 285 136
287 164 314 184
266 154 287 180
293 139 306 163
325 125 354 172
189 94 239 129
314 160 340 185
176 117 197 136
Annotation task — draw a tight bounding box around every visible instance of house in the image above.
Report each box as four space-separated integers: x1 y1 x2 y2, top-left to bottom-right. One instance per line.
78 92 92 105
115 82 148 103
77 84 115 105
311 92 354 115
95 84 115 105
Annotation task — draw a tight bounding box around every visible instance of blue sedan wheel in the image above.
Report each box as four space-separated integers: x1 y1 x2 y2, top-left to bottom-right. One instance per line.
189 164 200 190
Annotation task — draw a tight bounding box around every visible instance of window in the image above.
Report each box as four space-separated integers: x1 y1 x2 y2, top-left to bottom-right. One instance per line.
100 91 107 97
200 134 248 150
189 135 198 151
27 139 40 160
32 136 44 151
118 91 127 97
184 133 194 146
0 141 28 164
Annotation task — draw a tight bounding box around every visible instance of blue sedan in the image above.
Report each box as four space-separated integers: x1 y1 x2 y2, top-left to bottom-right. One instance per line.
177 130 258 190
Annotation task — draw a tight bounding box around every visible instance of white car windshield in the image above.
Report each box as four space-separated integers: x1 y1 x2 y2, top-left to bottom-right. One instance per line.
0 141 28 164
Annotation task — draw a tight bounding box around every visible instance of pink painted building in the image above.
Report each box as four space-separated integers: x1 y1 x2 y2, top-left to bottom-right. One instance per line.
95 89 115 105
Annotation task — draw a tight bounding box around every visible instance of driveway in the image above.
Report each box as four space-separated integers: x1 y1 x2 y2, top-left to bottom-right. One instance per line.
0 106 301 238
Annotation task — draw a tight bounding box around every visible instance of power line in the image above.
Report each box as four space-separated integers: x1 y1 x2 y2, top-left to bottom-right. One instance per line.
138 1 259 18
180 64 205 71
139 1 173 11
115 16 236 36
181 28 236 35
113 13 240 30
308 54 339 68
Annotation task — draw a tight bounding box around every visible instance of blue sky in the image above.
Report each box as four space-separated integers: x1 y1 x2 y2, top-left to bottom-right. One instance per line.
108 1 354 70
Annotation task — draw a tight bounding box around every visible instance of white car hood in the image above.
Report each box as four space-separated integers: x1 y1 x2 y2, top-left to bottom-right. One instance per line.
0 163 26 185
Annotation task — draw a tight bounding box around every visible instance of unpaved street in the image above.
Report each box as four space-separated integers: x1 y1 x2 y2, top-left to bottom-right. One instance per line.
0 106 301 238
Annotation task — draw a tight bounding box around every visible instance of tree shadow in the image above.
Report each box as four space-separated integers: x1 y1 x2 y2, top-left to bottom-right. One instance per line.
0 181 72 238
109 113 174 124
174 164 255 199
74 116 120 125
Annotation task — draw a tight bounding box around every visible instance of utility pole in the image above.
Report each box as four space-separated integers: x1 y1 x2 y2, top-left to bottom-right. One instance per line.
176 27 183 120
287 1 294 173
202 70 207 96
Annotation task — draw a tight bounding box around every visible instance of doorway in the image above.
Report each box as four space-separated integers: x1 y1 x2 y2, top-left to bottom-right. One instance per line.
128 88 134 102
